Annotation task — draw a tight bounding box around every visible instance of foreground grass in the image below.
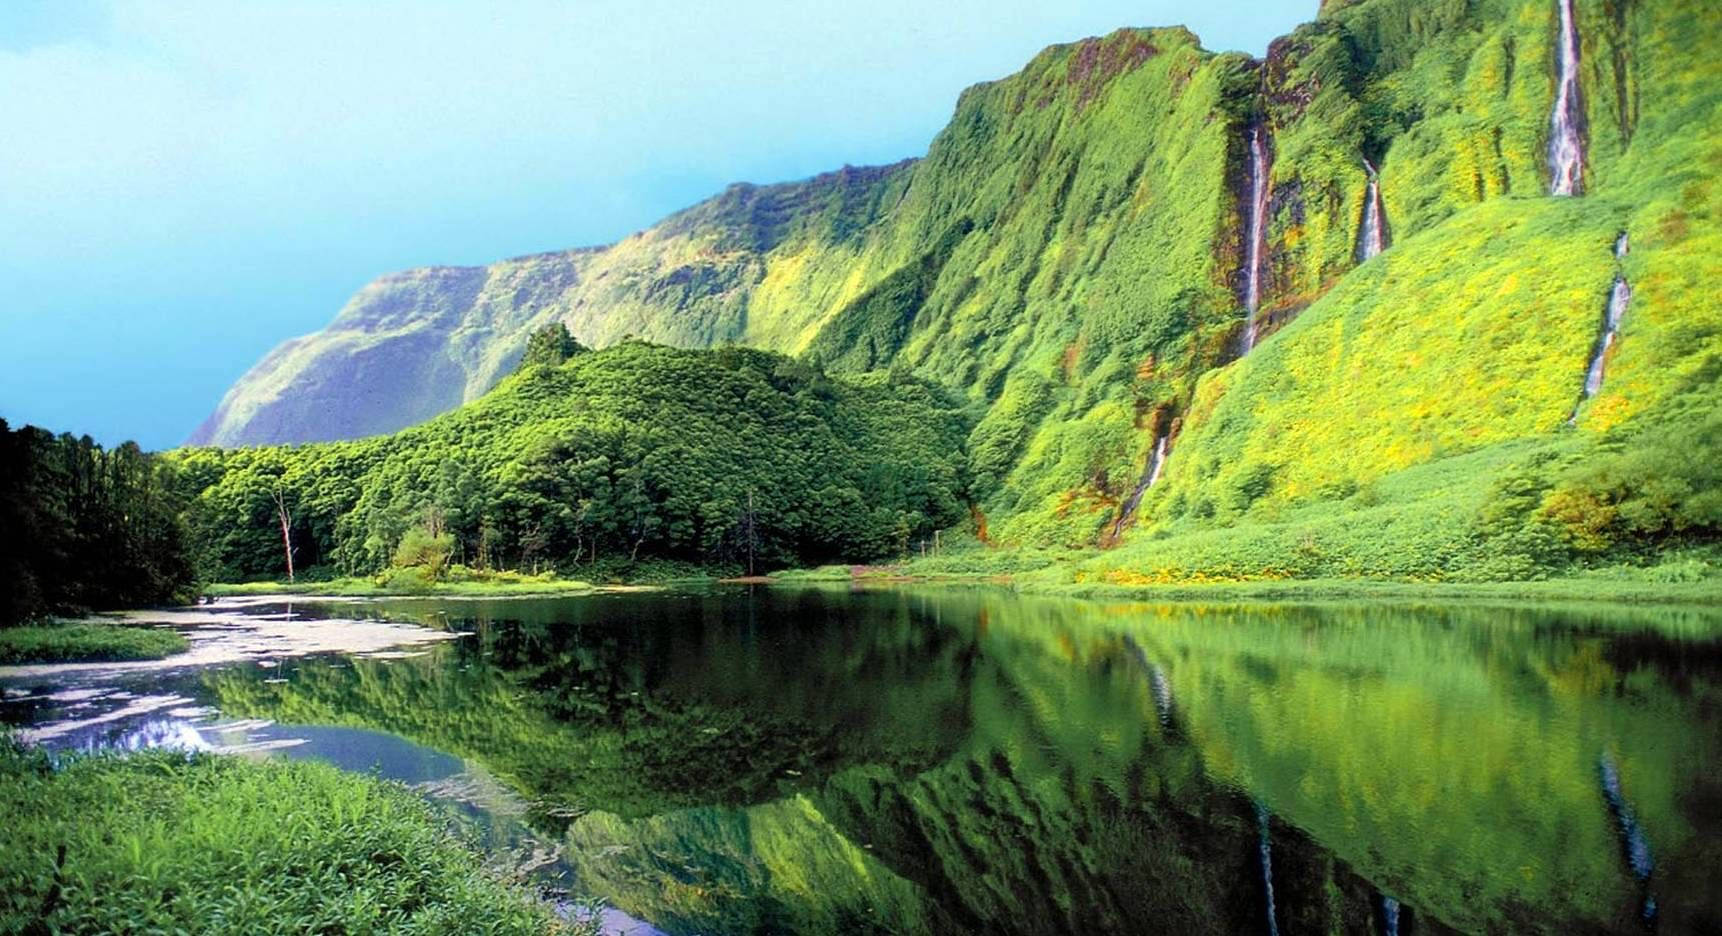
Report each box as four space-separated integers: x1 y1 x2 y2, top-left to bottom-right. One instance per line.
0 621 189 666
0 741 576 935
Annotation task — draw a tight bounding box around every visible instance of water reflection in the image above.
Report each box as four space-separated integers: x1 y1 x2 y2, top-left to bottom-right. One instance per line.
6 587 1721 934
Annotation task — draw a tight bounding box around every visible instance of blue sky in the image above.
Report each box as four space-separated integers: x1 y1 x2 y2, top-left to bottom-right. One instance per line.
0 1 1308 449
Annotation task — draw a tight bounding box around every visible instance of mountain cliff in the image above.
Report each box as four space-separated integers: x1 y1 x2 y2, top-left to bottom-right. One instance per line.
189 0 1722 570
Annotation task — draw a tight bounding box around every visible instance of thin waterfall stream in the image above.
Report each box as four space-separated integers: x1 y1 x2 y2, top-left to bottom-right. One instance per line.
1549 0 1586 195
1241 124 1272 352
1107 433 1169 543
1359 158 1387 261
1570 233 1631 422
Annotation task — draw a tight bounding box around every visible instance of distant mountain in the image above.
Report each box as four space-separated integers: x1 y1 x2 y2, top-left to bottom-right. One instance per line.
186 162 912 447
191 0 1722 558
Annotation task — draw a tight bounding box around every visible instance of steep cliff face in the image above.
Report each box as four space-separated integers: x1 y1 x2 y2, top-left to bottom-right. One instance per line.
189 163 910 446
193 0 1720 556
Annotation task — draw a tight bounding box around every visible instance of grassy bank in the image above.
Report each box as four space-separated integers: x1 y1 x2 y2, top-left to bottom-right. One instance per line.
773 553 1722 607
0 620 189 665
208 572 599 599
0 740 578 934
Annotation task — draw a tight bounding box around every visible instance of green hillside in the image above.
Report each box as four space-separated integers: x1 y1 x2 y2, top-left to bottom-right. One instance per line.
181 0 1722 585
174 342 968 582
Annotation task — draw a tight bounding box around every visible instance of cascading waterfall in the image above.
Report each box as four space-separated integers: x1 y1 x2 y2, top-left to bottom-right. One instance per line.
1599 752 1659 925
1255 802 1281 936
1571 233 1631 422
1146 433 1169 487
1582 277 1631 396
1241 125 1273 352
1358 159 1387 261
1548 0 1586 195
1108 432 1170 542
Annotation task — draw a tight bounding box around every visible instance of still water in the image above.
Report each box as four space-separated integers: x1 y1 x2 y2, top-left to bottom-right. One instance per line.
4 586 1720 934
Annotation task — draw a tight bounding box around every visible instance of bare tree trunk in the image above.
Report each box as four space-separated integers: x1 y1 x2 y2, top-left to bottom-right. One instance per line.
272 489 295 583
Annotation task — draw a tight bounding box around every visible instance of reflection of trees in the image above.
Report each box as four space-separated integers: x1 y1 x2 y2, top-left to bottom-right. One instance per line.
209 588 1722 935
208 589 972 821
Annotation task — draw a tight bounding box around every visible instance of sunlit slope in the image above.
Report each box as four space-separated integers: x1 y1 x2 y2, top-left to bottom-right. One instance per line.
1088 0 1722 579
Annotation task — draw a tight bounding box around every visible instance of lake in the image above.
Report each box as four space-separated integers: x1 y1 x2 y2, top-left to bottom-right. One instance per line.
3 585 1720 934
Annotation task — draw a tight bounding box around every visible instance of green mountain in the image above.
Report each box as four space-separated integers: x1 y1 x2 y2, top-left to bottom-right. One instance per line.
185 0 1722 580
174 342 968 582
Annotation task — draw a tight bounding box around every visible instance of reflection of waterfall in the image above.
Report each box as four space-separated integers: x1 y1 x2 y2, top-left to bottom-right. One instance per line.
1358 159 1387 261
1548 0 1585 195
1147 664 1174 728
1599 752 1658 925
1379 894 1402 936
1256 802 1281 936
1241 125 1273 352
1108 433 1170 542
1123 636 1176 728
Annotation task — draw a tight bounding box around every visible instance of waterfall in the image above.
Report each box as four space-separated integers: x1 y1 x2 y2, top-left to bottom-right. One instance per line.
1255 802 1281 936
1582 277 1631 396
1146 433 1169 487
1241 125 1272 352
1599 752 1659 924
1570 237 1631 422
1108 432 1169 542
1548 0 1585 195
1359 159 1387 261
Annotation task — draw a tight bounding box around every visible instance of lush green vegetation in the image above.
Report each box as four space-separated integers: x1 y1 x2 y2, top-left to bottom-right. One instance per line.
0 620 189 665
206 570 598 598
181 0 1722 590
175 342 968 584
0 739 574 934
0 420 197 624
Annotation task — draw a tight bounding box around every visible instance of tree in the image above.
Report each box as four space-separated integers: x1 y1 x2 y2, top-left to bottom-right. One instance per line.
272 488 296 583
518 322 587 370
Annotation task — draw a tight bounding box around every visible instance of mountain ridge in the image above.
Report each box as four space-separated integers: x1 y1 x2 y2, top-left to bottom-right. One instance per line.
186 0 1722 569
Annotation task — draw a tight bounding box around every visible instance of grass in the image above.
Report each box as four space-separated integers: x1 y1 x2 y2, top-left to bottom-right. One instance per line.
207 573 599 599
0 621 189 666
0 739 582 934
775 543 1722 607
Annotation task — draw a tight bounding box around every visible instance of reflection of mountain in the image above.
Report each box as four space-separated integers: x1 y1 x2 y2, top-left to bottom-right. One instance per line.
210 589 1722 935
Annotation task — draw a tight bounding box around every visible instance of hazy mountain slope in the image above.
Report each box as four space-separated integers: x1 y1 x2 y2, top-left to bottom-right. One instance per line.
188 163 910 446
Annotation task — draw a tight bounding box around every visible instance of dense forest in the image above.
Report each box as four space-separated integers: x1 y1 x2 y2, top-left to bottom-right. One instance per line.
0 419 196 622
172 336 970 586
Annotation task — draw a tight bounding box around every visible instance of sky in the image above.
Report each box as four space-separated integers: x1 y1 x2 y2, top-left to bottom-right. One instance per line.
0 1 1309 450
